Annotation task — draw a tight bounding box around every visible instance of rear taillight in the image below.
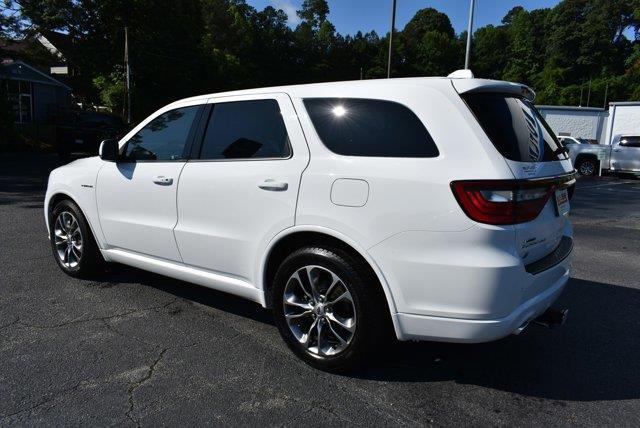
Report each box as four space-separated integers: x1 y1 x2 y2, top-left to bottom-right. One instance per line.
451 179 563 225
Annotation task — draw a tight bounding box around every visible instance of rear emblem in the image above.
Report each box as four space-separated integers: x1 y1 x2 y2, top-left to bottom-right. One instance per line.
522 164 541 176
522 237 546 249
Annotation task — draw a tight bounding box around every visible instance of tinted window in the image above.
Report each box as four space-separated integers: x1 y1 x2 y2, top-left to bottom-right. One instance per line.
303 98 438 157
123 106 200 161
620 136 640 147
463 93 568 162
199 100 290 160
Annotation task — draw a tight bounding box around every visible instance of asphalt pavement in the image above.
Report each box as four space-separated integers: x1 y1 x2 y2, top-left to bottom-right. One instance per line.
1 154 639 426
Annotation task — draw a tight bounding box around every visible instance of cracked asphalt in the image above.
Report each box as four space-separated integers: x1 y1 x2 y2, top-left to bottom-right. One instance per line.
1 154 640 426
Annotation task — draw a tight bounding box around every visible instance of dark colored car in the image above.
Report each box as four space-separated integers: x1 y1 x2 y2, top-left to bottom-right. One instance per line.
56 111 129 158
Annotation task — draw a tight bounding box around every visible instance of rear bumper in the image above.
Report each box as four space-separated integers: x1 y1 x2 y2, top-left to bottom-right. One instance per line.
368 223 573 343
393 266 569 342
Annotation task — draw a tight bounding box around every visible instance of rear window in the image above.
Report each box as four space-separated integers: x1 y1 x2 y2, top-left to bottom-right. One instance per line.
303 98 439 158
463 93 568 162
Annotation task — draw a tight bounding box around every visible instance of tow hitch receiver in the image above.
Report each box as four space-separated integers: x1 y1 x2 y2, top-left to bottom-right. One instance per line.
533 307 569 329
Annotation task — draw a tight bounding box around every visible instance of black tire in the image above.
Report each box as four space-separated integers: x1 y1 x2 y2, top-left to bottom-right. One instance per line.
576 157 597 177
49 199 105 278
272 246 391 372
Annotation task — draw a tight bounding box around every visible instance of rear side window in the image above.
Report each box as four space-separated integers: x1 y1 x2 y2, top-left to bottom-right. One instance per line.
463 93 568 162
199 99 291 160
303 98 439 157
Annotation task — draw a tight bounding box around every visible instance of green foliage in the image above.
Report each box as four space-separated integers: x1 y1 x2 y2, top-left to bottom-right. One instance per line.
471 25 510 79
297 0 329 29
92 68 125 112
5 0 639 123
399 8 461 76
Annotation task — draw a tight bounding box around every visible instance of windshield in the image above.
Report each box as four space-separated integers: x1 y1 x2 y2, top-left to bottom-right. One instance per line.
462 93 568 162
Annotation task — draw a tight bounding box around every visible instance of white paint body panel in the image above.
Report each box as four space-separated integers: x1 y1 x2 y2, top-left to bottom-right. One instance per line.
173 93 309 285
45 76 574 344
97 161 187 261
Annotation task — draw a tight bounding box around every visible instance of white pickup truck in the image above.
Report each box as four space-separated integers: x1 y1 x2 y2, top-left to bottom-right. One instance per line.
560 135 640 177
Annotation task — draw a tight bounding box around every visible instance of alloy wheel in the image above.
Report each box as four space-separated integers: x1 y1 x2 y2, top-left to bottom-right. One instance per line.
283 265 356 357
579 161 595 176
53 211 83 269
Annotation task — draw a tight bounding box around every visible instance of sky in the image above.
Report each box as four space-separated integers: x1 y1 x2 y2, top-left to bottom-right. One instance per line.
248 0 563 35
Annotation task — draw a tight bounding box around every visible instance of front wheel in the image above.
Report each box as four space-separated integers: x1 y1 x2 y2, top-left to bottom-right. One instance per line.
576 157 597 177
272 246 391 372
49 199 104 278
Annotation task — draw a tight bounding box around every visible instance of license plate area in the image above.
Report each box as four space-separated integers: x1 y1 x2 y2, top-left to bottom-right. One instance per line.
555 188 570 216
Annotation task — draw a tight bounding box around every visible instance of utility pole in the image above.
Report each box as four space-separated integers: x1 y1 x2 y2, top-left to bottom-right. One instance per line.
586 78 591 107
603 82 609 109
124 26 131 123
387 0 397 78
464 0 476 70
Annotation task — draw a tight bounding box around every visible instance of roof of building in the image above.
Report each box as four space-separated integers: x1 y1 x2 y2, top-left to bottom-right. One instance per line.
1 60 71 90
609 101 640 106
536 105 605 112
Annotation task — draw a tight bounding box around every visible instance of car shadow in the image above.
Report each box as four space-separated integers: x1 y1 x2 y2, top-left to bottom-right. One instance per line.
355 278 640 402
92 263 275 326
90 266 640 402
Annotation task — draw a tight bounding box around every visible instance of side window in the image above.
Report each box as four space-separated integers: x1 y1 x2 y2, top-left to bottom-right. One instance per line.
620 136 640 148
199 99 291 160
122 106 200 161
303 98 439 157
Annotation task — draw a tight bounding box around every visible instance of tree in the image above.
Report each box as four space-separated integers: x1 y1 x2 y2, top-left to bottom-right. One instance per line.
297 0 329 30
472 25 510 79
5 0 639 124
502 7 549 85
399 8 461 76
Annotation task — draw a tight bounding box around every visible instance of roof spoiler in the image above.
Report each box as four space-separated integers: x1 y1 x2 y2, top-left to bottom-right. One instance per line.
447 69 474 79
451 78 536 101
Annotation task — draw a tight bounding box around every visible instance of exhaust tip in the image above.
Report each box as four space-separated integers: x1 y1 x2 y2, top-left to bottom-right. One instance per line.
533 307 569 329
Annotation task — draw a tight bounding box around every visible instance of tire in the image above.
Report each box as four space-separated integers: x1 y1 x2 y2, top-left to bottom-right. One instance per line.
576 157 597 177
49 199 104 278
272 246 391 372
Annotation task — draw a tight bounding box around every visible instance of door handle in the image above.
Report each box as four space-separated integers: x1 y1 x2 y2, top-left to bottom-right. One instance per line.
613 148 623 152
258 179 288 191
153 176 174 185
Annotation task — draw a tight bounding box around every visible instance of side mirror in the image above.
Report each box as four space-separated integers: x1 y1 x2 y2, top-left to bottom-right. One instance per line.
99 139 119 161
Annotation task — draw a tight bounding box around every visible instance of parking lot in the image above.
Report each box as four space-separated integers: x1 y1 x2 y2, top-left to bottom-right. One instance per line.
1 154 639 426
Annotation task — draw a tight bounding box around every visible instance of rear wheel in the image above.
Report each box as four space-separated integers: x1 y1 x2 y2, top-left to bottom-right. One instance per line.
50 199 104 278
272 246 390 372
576 157 597 177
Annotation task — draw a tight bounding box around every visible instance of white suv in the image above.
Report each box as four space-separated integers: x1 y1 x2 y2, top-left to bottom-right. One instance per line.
45 76 575 371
